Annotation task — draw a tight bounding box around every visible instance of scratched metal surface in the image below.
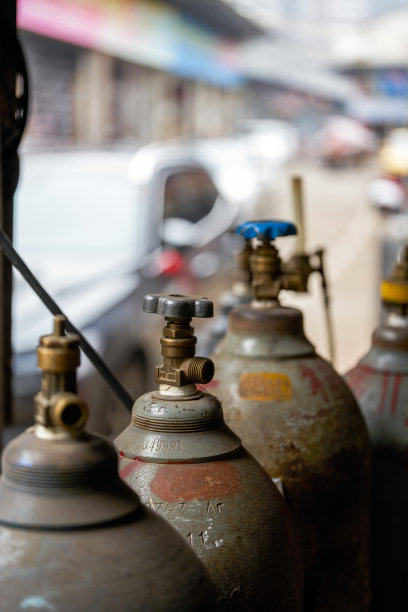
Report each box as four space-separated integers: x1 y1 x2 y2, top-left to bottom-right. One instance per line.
211 306 371 612
0 418 216 611
0 507 216 611
346 344 408 612
115 391 304 612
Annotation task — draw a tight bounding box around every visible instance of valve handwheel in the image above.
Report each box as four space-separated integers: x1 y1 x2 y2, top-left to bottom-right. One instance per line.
143 294 213 320
236 220 297 242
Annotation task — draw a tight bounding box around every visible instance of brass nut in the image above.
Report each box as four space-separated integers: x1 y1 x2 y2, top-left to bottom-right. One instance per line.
37 347 80 372
163 326 193 339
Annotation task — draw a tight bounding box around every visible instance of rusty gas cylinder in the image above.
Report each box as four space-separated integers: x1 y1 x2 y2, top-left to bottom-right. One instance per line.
115 294 303 612
0 316 216 612
345 246 408 612
210 221 371 612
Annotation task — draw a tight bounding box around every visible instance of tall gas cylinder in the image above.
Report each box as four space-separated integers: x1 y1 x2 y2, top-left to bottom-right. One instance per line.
0 316 216 611
345 245 408 612
115 294 303 612
210 221 371 612
199 240 253 356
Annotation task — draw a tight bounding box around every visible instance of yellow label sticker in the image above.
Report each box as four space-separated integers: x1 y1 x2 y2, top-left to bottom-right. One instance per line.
238 372 292 402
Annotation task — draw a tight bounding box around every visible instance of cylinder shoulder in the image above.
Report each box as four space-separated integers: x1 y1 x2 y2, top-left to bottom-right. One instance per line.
0 508 216 611
217 304 315 359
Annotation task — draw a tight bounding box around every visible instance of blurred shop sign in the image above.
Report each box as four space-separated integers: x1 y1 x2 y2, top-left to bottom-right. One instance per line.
17 0 244 87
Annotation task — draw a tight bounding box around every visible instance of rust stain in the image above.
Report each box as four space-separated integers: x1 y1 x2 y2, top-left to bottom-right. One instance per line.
150 462 241 502
238 372 292 402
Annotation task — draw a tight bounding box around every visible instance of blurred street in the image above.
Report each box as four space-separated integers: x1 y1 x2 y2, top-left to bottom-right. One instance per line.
206 160 382 375
263 161 382 373
8 0 408 434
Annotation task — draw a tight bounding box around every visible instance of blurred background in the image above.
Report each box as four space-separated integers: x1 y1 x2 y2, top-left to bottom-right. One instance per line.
9 0 408 436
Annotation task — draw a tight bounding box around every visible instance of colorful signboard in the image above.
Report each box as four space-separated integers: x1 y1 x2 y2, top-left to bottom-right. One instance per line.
18 0 244 87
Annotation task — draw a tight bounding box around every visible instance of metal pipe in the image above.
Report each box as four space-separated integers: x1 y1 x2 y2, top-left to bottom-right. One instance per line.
291 175 305 253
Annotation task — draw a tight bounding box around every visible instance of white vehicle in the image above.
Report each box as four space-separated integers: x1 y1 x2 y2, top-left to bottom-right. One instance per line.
11 140 263 436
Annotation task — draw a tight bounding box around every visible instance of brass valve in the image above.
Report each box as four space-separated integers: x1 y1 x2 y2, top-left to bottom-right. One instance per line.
282 248 327 294
143 294 215 387
236 220 297 301
249 243 282 300
34 315 88 432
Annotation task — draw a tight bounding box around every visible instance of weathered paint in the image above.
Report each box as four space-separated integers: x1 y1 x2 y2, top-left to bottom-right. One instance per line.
346 345 408 612
20 597 55 610
238 372 292 402
150 462 241 502
213 305 371 612
0 512 216 612
115 390 304 612
0 414 216 612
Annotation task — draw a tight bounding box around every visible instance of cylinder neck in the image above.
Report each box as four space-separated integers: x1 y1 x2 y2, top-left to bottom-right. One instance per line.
381 245 408 314
371 310 408 354
221 303 315 359
115 389 242 463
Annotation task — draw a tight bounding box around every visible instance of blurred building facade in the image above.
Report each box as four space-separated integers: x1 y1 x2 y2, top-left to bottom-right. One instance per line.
18 0 254 146
332 7 408 133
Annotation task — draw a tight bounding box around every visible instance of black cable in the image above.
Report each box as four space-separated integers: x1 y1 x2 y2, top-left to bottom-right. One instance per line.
0 227 134 412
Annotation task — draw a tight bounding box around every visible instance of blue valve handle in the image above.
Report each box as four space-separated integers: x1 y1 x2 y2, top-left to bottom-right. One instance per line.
236 220 297 241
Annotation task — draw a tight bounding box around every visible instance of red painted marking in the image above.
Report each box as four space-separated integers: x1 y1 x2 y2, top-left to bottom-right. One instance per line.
300 364 329 403
391 374 402 413
345 365 372 400
404 419 408 427
150 462 241 503
199 380 220 390
378 372 390 413
118 457 144 480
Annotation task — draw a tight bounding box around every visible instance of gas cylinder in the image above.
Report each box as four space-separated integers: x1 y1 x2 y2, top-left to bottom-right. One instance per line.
199 241 253 356
0 315 216 611
210 220 371 612
115 293 303 612
345 245 408 612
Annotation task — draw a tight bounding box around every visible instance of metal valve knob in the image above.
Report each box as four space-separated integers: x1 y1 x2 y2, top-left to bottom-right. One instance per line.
236 220 297 242
143 294 215 388
143 293 213 320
